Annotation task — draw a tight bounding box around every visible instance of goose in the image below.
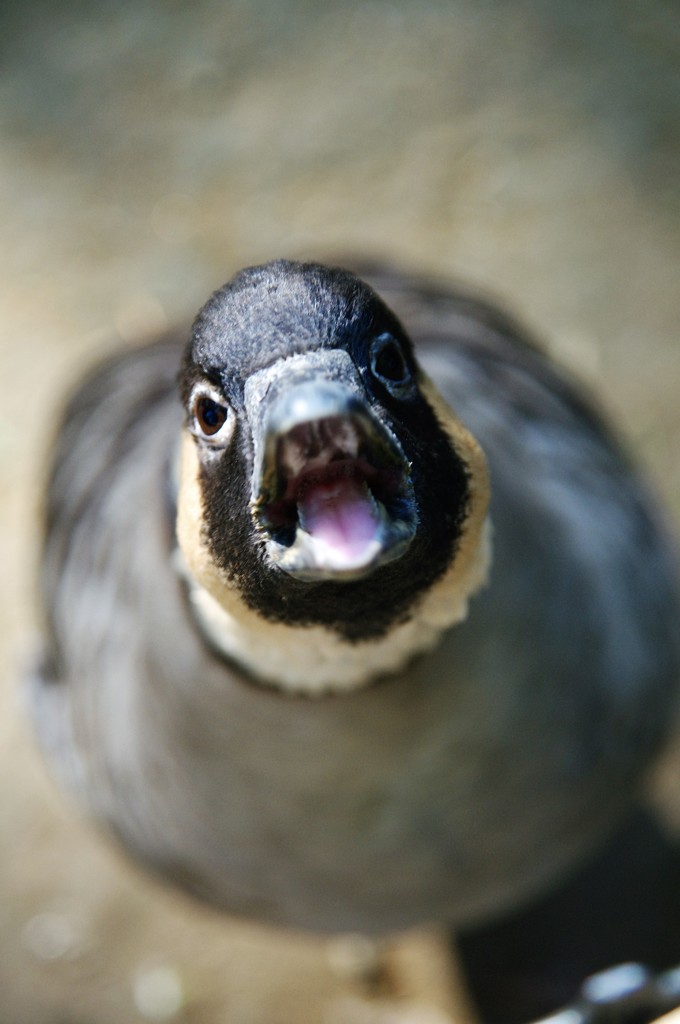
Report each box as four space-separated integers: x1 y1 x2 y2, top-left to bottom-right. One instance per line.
30 259 680 1021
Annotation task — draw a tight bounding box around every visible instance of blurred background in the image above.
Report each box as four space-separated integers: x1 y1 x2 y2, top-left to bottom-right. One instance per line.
1 1 679 1021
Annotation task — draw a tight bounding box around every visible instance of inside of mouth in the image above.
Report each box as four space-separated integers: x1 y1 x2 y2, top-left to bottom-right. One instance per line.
259 417 405 561
296 465 381 560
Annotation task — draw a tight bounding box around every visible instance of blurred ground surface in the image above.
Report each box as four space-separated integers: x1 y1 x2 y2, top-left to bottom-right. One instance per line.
1 1 679 1022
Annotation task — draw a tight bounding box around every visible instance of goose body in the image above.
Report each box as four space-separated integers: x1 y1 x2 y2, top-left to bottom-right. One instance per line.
31 261 680 941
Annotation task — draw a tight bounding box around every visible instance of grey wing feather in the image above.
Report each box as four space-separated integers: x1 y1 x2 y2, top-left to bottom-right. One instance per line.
365 261 680 745
27 265 680 934
29 332 187 798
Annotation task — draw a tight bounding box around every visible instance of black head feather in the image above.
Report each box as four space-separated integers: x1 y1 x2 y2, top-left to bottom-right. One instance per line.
180 260 471 641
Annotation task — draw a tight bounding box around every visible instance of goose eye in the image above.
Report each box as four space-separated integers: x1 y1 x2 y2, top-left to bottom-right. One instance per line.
194 394 229 437
370 334 411 388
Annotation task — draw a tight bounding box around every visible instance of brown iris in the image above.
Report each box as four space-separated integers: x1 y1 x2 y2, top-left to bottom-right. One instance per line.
194 395 228 436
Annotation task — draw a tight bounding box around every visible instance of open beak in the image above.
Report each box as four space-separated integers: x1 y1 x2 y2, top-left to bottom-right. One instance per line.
247 356 417 581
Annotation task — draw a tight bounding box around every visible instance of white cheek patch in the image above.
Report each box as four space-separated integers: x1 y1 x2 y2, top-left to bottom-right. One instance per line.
176 516 492 696
175 374 492 696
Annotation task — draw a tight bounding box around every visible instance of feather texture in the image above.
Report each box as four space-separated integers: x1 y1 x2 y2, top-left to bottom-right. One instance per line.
29 264 680 936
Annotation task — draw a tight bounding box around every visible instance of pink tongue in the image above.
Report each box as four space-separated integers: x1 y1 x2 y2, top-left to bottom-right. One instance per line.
298 476 379 560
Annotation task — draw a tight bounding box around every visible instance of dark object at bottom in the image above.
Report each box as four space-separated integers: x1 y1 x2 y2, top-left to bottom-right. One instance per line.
458 810 680 1023
532 960 680 1024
